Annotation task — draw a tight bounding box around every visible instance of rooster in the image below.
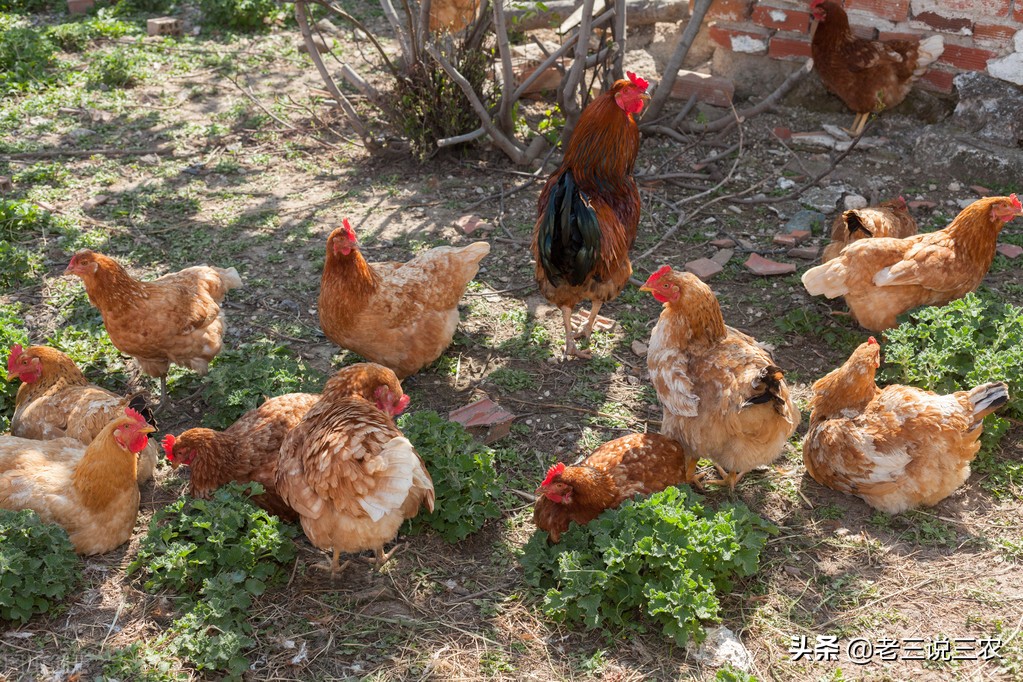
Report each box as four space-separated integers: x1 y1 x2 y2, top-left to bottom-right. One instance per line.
810 0 944 136
7 344 158 483
0 407 153 555
318 219 489 378
532 72 649 358
162 384 410 522
533 433 692 543
822 196 918 263
802 195 1022 331
276 363 433 577
65 250 242 403
642 266 799 489
804 337 1009 513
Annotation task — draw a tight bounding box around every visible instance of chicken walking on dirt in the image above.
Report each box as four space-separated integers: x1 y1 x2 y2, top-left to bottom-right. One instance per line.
804 337 1009 513
809 0 944 136
802 194 1022 331
533 433 693 543
64 249 242 404
0 407 154 555
531 72 649 358
642 266 799 489
276 363 432 578
318 218 490 378
7 344 159 483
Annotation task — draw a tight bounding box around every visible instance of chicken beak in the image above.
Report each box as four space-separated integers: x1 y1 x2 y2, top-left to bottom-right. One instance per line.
534 484 546 497
140 425 156 435
638 284 653 293
809 17 819 40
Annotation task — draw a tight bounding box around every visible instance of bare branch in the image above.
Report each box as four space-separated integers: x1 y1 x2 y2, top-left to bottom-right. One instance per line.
303 0 399 78
294 1 375 147
643 0 712 122
437 127 486 147
380 0 414 66
415 0 431 55
492 0 517 135
559 0 597 138
611 0 626 80
425 43 535 164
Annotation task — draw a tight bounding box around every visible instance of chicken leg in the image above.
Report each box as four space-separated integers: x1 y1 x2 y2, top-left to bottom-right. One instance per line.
572 301 604 341
845 112 869 137
373 543 402 570
311 545 350 579
705 464 743 491
561 306 591 359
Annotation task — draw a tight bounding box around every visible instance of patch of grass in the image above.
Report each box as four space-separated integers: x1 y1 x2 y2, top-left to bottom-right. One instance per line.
47 14 135 52
0 509 80 625
520 486 775 645
198 0 286 32
776 308 862 353
0 303 29 431
398 410 505 542
88 45 148 88
487 367 537 392
99 642 186 682
128 483 298 678
0 15 61 94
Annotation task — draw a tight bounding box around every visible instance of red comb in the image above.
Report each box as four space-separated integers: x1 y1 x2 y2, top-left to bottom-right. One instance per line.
162 433 176 461
645 265 672 285
7 344 23 373
393 393 411 416
1011 194 1021 211
541 462 566 487
342 217 357 239
124 407 147 424
626 71 649 92
867 336 878 345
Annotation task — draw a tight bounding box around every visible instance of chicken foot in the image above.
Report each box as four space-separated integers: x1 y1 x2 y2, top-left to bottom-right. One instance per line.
845 112 870 137
373 543 404 570
560 307 592 359
704 464 744 491
311 546 350 579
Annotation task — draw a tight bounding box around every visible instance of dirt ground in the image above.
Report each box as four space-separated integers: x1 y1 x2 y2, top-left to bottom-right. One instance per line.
1 9 1022 682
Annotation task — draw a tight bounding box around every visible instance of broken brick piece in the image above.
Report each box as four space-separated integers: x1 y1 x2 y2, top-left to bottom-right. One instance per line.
996 243 1022 259
448 398 515 444
773 233 798 248
744 253 796 276
454 214 493 235
789 230 811 244
709 238 736 248
788 246 820 260
685 258 724 281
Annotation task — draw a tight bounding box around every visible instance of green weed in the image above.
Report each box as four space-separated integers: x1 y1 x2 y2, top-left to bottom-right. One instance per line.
488 367 537 392
0 509 80 624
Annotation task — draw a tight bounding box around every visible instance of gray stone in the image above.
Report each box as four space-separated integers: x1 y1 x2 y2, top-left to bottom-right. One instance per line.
710 248 734 266
912 127 1023 189
843 194 868 210
987 30 1023 86
785 209 827 234
952 72 1023 148
800 187 845 214
686 626 753 672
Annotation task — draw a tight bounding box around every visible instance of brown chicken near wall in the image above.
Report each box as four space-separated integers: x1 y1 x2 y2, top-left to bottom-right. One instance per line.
809 0 944 136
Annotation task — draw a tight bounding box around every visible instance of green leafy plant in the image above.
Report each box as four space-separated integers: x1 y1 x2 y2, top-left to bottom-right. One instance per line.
88 46 147 88
128 483 298 678
398 410 504 542
0 509 80 624
882 292 1023 419
0 15 60 94
0 303 29 431
198 0 285 32
487 367 537 392
47 15 134 52
520 486 775 645
199 339 325 429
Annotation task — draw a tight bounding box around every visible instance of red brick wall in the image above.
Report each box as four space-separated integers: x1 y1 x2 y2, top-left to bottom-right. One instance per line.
704 0 1023 93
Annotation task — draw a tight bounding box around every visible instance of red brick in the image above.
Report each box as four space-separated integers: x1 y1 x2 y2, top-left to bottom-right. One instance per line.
708 22 771 54
938 43 996 71
693 0 754 21
752 2 810 32
915 11 973 32
877 30 925 41
769 33 813 59
909 0 1011 19
1015 4 1022 23
918 68 954 93
845 0 909 22
973 22 1019 46
670 70 735 107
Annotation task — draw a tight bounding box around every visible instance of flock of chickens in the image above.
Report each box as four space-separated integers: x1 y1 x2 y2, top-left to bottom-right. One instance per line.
0 2 1020 592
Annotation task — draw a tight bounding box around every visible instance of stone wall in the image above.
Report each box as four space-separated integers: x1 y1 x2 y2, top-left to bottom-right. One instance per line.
698 0 1023 92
